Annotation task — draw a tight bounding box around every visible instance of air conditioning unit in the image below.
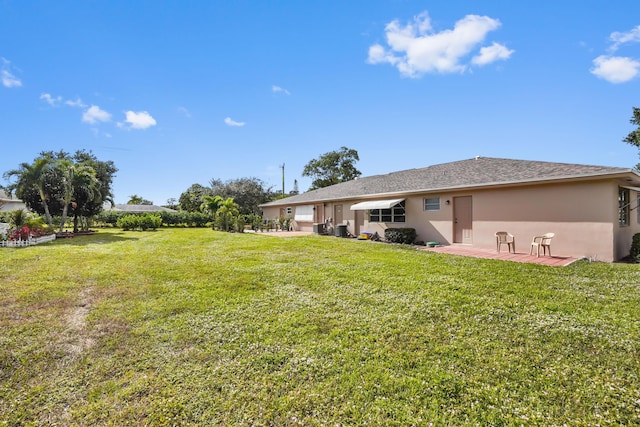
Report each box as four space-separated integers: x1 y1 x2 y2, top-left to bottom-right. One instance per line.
313 223 326 235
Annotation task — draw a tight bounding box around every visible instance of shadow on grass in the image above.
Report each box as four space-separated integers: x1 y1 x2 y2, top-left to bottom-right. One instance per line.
52 231 139 246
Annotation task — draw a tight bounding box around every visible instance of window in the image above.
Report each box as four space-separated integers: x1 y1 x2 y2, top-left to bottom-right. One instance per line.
619 187 630 226
370 201 405 223
285 207 292 215
424 197 440 211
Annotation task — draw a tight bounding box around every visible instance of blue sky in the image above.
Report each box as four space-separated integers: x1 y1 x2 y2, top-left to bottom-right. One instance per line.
1 1 639 205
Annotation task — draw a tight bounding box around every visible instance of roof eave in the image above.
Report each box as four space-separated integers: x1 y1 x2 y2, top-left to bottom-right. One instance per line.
260 169 640 207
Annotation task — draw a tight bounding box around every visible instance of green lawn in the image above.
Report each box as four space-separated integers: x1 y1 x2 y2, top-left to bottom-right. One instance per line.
1 229 639 426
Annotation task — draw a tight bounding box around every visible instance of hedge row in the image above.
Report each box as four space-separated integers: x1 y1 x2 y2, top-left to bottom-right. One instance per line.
95 210 211 228
116 214 163 231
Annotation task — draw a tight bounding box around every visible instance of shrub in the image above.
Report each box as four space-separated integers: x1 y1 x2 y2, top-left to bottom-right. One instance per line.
139 214 162 231
117 214 162 231
278 215 292 231
117 214 140 231
243 214 263 231
631 233 640 262
384 228 417 244
95 210 121 227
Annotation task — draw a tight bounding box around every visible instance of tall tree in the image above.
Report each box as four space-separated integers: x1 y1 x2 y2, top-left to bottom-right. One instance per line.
127 194 153 205
624 107 640 170
3 150 117 232
302 146 361 190
3 155 55 228
69 151 117 232
200 195 224 216
178 184 212 212
209 177 274 215
58 160 100 232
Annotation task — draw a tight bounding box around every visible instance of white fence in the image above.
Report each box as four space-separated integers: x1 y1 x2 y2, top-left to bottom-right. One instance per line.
0 229 56 248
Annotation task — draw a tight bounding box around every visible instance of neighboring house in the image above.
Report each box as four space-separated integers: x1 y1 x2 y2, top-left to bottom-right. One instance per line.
260 157 640 262
0 190 27 212
104 204 178 213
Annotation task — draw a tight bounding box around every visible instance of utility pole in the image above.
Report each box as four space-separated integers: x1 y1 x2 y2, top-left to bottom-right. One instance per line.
280 163 285 196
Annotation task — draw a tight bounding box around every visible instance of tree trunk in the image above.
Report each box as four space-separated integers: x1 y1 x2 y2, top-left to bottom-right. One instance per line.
42 199 53 229
60 204 68 233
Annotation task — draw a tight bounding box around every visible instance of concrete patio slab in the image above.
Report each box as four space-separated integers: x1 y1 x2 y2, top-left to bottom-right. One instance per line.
421 245 580 267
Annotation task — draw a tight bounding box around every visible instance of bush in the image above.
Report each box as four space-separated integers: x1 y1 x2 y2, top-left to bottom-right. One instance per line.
631 233 640 262
117 215 140 231
384 228 417 244
139 214 162 231
98 210 212 228
243 214 263 231
117 214 162 231
278 215 292 231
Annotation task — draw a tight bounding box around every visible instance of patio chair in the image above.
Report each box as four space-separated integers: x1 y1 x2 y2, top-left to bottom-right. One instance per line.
530 233 554 257
495 231 515 253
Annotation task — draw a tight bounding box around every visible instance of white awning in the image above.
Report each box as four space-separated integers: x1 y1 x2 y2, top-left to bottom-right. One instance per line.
294 205 315 222
350 198 405 211
622 186 640 192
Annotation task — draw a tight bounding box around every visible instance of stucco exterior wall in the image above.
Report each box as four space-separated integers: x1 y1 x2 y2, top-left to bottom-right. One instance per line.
354 180 622 262
469 181 617 261
262 179 636 262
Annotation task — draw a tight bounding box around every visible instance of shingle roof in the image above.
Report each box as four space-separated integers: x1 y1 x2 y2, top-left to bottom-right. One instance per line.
109 204 177 213
261 157 635 207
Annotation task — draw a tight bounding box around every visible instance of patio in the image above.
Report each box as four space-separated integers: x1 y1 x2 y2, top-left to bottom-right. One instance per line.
422 245 580 267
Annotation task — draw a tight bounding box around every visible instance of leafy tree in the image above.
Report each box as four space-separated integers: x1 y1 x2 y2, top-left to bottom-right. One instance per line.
3 150 117 233
127 194 153 205
624 107 640 170
179 184 212 212
58 160 100 232
209 177 274 215
68 151 117 232
3 155 55 228
302 146 361 190
165 198 178 210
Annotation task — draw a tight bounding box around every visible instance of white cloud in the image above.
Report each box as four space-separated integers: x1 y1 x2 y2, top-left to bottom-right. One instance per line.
124 110 157 129
224 117 246 127
591 55 640 83
367 11 511 77
65 97 86 108
272 85 291 95
609 25 640 52
40 93 63 106
82 105 112 124
1 58 22 88
472 42 514 66
591 25 640 84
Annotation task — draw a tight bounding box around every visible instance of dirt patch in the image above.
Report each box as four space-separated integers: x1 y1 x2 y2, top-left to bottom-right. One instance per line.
63 287 96 356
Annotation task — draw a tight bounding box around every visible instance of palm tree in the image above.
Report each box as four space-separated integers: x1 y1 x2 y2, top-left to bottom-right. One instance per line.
57 160 100 233
3 157 54 228
200 195 224 217
215 197 239 232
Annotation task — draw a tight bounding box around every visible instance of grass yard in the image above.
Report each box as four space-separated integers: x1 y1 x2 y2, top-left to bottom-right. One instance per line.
1 228 639 426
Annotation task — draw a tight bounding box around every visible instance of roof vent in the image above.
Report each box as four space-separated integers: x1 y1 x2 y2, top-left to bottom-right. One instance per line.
475 155 480 160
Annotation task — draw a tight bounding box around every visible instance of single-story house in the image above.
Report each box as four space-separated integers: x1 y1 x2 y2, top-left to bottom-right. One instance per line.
259 157 640 262
104 203 177 213
0 190 27 212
